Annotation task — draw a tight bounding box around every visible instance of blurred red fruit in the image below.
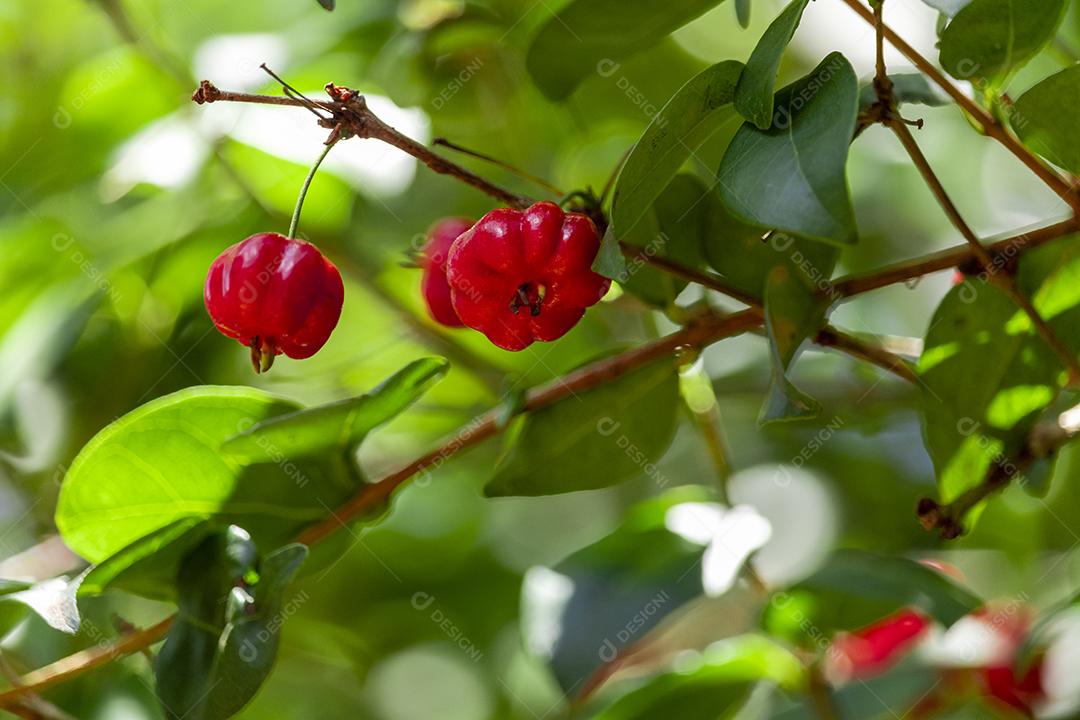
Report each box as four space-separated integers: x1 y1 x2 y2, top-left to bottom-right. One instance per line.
420 217 473 328
831 609 931 679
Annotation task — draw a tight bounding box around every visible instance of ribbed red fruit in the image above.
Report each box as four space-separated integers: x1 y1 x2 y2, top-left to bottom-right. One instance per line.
445 201 609 351
420 217 473 328
204 233 344 373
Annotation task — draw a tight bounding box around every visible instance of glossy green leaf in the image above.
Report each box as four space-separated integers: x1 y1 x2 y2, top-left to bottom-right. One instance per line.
485 358 679 496
56 387 348 564
221 357 449 461
204 544 308 719
734 0 811 130
602 60 744 263
718 52 859 246
525 0 729 100
760 265 830 424
595 635 804 720
919 239 1080 508
1014 65 1080 174
939 0 1065 87
521 488 714 693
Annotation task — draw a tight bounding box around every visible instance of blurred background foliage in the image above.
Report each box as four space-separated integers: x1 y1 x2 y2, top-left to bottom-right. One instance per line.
5 0 1080 717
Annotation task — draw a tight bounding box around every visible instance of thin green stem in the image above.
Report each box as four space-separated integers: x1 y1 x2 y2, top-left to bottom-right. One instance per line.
288 142 336 239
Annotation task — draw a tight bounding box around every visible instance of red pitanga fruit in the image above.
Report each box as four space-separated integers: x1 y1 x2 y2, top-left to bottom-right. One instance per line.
445 201 609 351
420 217 473 328
831 608 932 680
204 232 344 373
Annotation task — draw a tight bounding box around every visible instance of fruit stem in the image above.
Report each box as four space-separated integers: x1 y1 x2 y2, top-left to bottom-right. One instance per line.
288 141 336 239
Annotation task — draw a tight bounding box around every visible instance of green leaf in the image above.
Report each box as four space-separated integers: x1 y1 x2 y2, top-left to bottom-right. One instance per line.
939 0 1065 87
734 0 811 130
1014 65 1080 174
485 358 679 496
221 357 449 461
718 52 859 246
594 635 804 720
521 488 714 693
759 265 830 424
605 60 744 252
80 517 210 600
525 0 730 100
764 550 982 640
735 0 752 28
156 529 308 720
859 73 951 110
316 0 335 9
771 660 938 719
203 544 309 719
702 193 838 301
56 386 348 564
617 174 711 307
919 239 1080 508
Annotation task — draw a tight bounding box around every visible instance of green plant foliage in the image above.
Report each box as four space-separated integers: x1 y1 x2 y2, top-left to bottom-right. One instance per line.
221 357 449 461
155 527 308 720
734 0 812 130
602 60 744 269
594 635 805 719
525 0 729 99
763 550 982 640
719 52 859 245
485 358 679 496
939 0 1066 87
1014 65 1080 174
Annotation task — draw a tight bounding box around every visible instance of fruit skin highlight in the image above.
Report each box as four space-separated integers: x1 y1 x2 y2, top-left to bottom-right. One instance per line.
445 201 610 351
420 217 473 328
830 608 932 680
204 232 344 373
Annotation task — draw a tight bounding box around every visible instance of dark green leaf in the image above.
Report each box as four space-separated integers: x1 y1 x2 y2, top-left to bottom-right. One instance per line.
525 0 730 100
771 660 937 719
221 357 449 461
485 358 679 496
617 174 711 307
156 529 307 720
734 0 811 130
702 193 838 301
735 0 752 28
604 60 744 256
521 488 714 693
204 544 308 719
939 0 1065 87
759 265 829 424
719 52 859 245
1014 65 1080 174
594 635 804 720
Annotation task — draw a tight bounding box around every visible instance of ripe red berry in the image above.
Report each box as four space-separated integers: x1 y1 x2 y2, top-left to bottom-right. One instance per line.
204 232 344 373
831 609 931 679
420 217 473 328
445 201 610 351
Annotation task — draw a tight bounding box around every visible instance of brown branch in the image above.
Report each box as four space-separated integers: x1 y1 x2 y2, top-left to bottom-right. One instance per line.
0 618 172 708
815 327 918 383
193 82 531 210
837 0 1080 213
890 119 1080 383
